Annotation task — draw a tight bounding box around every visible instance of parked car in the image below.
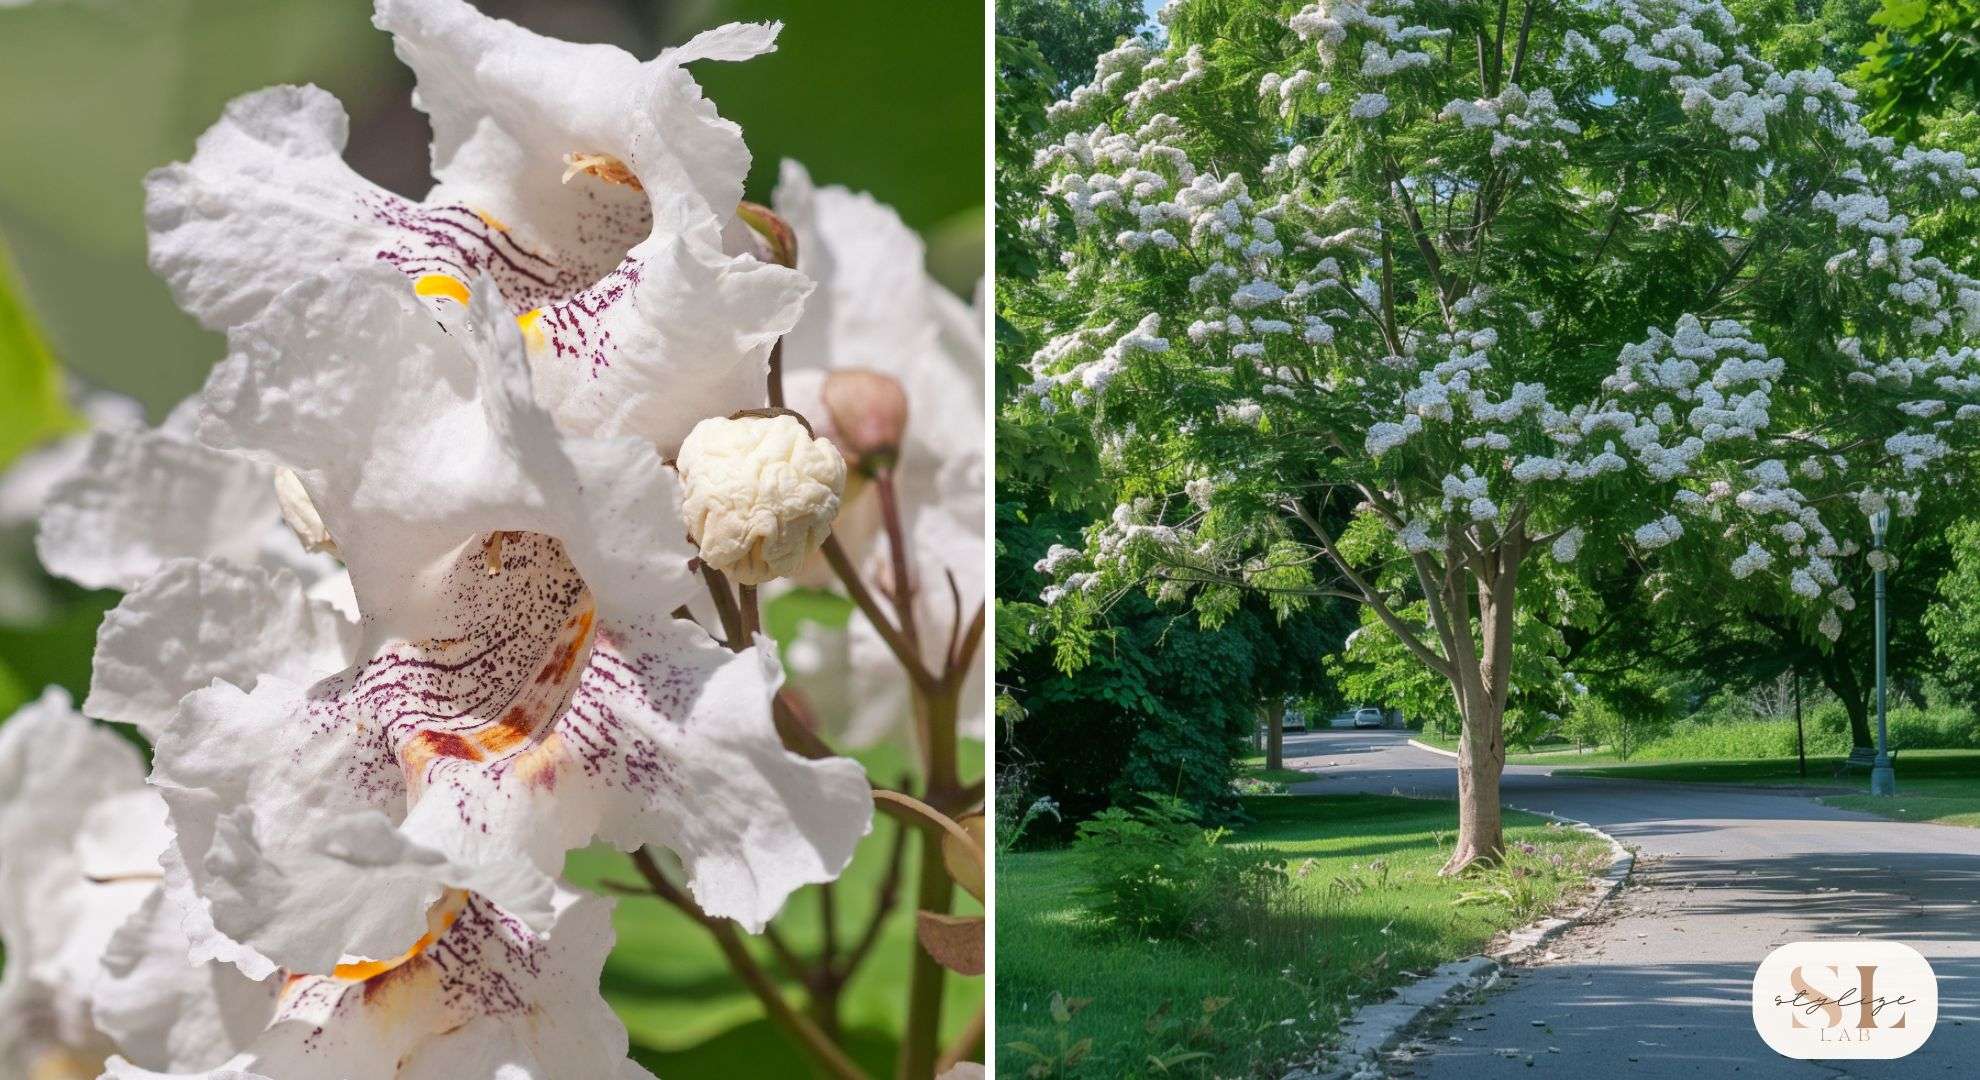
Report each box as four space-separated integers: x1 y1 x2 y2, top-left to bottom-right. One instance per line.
1352 707 1385 728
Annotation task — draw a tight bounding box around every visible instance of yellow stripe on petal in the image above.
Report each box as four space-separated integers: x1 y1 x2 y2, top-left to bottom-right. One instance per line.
517 307 547 350
413 273 470 305
472 208 509 232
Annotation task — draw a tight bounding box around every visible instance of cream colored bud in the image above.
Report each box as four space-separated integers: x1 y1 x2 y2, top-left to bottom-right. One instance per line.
274 467 337 555
821 369 909 473
677 413 846 585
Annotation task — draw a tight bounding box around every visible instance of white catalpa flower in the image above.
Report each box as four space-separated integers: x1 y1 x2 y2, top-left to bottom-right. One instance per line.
102 268 870 977
145 0 810 456
0 689 271 1078
773 162 986 748
34 395 339 596
103 888 652 1080
677 413 846 584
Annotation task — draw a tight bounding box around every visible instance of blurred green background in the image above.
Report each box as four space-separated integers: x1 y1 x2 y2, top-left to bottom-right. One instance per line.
0 0 984 415
0 0 983 1074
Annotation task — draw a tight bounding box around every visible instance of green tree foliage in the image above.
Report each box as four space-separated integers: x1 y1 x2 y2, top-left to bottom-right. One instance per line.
1855 0 1980 138
999 495 1346 826
996 0 1150 89
1926 517 1980 707
1008 0 1980 871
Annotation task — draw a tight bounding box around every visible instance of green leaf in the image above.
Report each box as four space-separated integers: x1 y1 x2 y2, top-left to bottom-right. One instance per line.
0 237 78 469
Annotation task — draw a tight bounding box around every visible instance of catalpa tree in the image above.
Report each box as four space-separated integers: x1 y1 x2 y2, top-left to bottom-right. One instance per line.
1011 0 1980 872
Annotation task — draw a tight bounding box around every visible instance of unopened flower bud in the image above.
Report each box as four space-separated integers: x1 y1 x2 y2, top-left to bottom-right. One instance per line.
821 369 909 474
677 413 846 585
274 467 337 555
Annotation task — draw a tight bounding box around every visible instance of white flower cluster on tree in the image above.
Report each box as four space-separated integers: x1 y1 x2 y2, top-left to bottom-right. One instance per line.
1018 0 1980 655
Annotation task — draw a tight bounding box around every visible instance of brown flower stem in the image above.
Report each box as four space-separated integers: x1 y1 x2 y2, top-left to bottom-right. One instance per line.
773 691 840 760
738 583 761 642
735 201 798 408
935 1009 985 1074
808 880 844 1038
822 535 938 695
768 338 787 408
946 603 985 694
630 849 869 1080
872 788 978 860
819 879 840 969
874 469 920 649
760 921 809 985
701 566 745 651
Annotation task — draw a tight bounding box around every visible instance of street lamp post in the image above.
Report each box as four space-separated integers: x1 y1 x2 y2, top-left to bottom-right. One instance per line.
1871 508 1896 797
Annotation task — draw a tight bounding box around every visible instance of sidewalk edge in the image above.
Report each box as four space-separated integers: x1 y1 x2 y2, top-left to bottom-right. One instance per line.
1282 809 1634 1080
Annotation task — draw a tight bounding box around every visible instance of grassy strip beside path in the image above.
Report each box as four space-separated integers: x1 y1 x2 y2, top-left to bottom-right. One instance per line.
1409 730 1612 764
996 795 1609 1077
1238 751 1318 787
1557 750 1980 829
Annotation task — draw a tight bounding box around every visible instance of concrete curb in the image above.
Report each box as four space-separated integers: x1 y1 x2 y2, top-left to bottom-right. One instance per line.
1282 809 1635 1080
1405 738 1457 760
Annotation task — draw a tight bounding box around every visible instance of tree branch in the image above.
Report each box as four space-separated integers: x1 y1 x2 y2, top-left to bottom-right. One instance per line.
631 850 869 1080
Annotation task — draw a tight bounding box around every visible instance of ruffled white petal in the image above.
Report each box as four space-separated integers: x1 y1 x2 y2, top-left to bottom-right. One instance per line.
375 0 768 246
154 266 868 967
775 161 944 380
92 889 277 1072
772 161 987 744
34 409 316 593
87 559 358 742
102 888 647 1080
0 690 267 1076
0 689 145 1075
155 671 556 975
147 1 810 456
198 265 698 646
0 389 144 529
568 625 871 930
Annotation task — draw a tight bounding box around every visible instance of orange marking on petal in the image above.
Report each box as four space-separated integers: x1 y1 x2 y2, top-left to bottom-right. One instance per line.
331 891 467 983
413 273 470 305
472 208 510 232
469 706 536 756
401 729 484 776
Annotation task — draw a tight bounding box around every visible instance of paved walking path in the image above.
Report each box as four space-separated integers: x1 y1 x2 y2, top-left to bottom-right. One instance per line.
1282 729 1980 1077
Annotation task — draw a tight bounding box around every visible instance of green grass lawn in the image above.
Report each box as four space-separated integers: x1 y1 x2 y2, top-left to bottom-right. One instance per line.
996 795 1608 1078
1554 751 1980 829
1238 751 1317 787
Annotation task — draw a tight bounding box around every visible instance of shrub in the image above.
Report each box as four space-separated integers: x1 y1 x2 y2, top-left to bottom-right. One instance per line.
1592 704 1980 761
1071 795 1283 941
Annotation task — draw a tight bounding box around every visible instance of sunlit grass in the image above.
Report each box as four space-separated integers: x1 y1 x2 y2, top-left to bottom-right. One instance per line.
995 795 1607 1078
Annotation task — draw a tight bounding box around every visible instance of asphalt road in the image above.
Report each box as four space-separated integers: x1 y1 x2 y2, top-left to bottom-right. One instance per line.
1280 728 1980 1078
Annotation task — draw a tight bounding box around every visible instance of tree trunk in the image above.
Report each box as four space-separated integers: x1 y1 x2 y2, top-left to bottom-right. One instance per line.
1265 700 1285 772
1818 655 1874 750
1844 694 1873 752
1443 696 1506 875
1439 542 1520 876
